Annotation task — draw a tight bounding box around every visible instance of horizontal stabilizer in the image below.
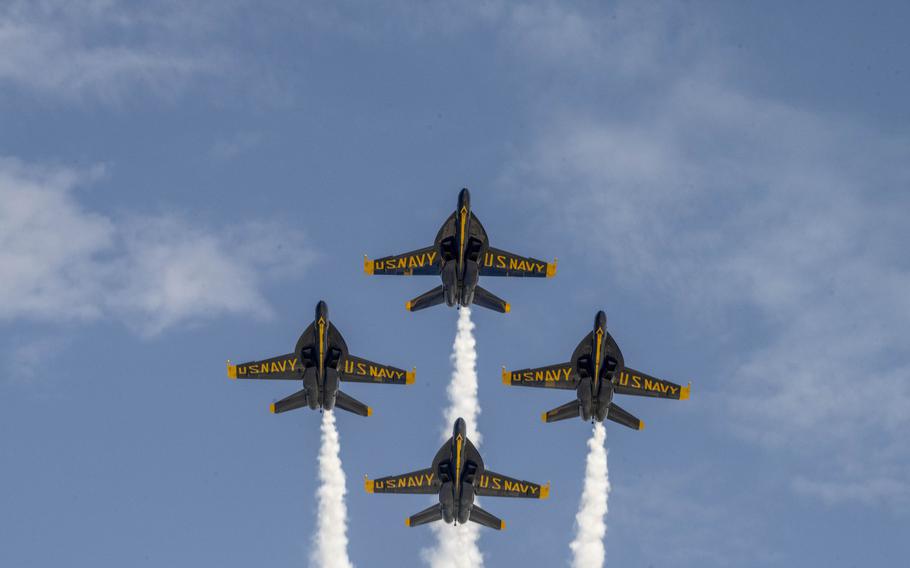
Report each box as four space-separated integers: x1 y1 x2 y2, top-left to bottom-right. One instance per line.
271 389 308 414
406 286 446 312
469 505 505 530
335 390 371 417
472 285 509 313
406 504 443 527
606 402 644 430
542 399 581 423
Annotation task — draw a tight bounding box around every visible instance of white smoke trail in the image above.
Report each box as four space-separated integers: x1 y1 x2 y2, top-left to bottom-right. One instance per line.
570 422 609 568
423 307 483 568
311 410 354 568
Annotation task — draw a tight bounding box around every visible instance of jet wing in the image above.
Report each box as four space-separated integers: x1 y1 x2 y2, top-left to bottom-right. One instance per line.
364 246 442 276
339 354 415 385
475 470 550 499
478 246 556 278
227 353 302 380
614 367 690 400
364 468 439 495
502 362 577 389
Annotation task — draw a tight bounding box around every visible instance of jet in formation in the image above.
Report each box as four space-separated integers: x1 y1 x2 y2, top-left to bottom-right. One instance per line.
227 301 414 416
364 417 549 530
364 188 557 313
502 310 690 429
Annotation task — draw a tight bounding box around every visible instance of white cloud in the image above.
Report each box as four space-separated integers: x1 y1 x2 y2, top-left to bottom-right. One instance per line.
494 2 910 508
0 158 112 320
0 157 313 335
0 0 224 103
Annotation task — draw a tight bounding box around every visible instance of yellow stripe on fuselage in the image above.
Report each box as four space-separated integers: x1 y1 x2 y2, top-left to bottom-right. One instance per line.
594 328 603 391
318 317 326 374
455 434 463 489
459 207 467 269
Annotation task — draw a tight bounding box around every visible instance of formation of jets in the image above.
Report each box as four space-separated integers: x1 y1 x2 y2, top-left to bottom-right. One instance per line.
227 188 690 532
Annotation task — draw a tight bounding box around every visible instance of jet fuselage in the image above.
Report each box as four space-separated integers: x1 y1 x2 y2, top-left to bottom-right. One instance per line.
435 417 483 524
574 311 621 422
437 188 485 307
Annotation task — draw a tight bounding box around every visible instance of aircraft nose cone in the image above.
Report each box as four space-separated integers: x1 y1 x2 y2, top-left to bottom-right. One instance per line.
453 417 467 437
595 310 607 329
458 188 470 209
316 300 329 320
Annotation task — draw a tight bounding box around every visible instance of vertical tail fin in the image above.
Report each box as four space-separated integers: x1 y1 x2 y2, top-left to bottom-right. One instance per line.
472 285 509 313
468 505 505 530
406 504 444 527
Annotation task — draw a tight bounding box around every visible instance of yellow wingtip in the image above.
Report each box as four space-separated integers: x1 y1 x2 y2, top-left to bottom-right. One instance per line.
367 407 373 417
269 403 276 414
541 412 548 423
503 302 511 313
406 368 416 384
546 258 558 278
680 382 691 400
364 476 374 493
540 482 551 500
405 300 412 311
501 367 512 385
638 420 645 431
405 517 411 527
227 361 237 379
363 255 374 275
500 520 506 530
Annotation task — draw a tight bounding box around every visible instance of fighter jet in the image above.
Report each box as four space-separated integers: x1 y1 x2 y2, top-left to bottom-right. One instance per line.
226 301 414 416
502 310 690 429
364 418 549 530
364 188 557 313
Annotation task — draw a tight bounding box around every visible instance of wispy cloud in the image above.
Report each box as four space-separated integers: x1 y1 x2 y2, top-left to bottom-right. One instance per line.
0 157 313 336
492 2 910 509
0 0 226 103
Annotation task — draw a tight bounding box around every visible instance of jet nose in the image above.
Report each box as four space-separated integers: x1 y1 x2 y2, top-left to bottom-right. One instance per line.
316 300 329 320
453 417 467 438
458 188 470 210
595 310 607 330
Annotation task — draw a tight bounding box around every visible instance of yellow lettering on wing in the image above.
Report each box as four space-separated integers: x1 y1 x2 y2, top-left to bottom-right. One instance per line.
377 252 439 273
518 367 572 382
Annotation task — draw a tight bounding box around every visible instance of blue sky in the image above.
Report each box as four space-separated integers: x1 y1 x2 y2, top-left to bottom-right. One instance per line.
1 1 909 566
